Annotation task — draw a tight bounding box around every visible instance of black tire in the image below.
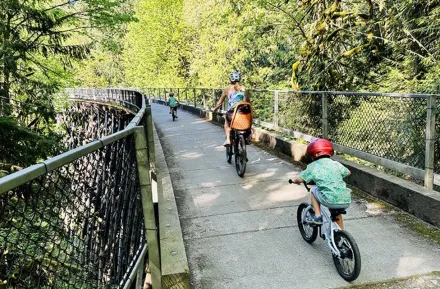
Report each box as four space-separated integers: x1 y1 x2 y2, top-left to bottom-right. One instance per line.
296 203 318 243
332 230 361 281
172 111 175 121
235 134 247 177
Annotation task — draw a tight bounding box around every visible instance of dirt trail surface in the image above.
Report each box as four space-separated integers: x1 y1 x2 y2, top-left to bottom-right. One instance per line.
151 103 440 289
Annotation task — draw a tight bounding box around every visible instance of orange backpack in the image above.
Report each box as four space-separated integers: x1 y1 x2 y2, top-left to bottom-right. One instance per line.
230 102 253 131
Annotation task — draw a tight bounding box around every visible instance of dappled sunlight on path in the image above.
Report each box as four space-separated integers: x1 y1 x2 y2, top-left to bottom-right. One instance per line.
151 103 440 289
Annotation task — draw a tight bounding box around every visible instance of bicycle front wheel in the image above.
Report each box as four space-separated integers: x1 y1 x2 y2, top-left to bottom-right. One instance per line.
235 134 247 177
297 203 318 243
332 230 361 281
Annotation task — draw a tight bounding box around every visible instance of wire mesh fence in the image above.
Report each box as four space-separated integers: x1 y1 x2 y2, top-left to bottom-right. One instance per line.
145 87 440 186
327 93 427 170
0 135 145 289
0 89 152 288
58 103 134 150
278 91 322 137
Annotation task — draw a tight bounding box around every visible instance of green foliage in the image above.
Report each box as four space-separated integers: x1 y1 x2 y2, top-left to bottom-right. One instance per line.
0 117 62 168
120 0 440 93
0 0 135 172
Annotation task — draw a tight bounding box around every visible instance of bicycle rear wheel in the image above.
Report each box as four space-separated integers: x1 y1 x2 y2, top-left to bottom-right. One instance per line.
296 203 318 243
332 230 361 281
172 110 175 121
226 143 232 163
235 134 247 177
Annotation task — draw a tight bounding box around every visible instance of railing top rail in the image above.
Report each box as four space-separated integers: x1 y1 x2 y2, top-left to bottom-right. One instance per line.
0 89 147 195
146 87 438 98
69 97 141 111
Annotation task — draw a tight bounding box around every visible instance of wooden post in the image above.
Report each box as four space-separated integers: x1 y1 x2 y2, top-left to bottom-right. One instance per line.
424 95 436 189
134 126 161 289
273 90 279 131
322 93 328 139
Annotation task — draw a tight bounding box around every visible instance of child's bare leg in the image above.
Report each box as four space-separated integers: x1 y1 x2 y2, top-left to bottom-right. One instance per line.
311 193 321 217
334 214 344 230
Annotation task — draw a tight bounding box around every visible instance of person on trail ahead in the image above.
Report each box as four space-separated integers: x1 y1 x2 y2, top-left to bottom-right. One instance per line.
291 139 352 229
213 71 251 146
168 91 178 118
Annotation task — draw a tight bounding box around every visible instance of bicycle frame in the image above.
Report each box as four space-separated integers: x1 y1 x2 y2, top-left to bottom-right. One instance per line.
301 204 342 257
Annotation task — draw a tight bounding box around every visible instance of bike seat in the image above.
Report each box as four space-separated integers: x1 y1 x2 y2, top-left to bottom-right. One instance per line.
329 208 347 216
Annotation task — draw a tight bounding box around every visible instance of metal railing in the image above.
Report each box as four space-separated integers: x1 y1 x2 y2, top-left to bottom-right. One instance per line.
0 89 160 289
145 87 439 189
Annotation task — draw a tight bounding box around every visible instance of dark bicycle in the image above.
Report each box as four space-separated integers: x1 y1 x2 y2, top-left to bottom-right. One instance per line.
217 105 252 177
171 107 177 121
169 101 179 121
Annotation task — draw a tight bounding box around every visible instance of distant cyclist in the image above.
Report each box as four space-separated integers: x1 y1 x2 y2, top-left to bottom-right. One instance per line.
213 71 250 146
168 91 178 118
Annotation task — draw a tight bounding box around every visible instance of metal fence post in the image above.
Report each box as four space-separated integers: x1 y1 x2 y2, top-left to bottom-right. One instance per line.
273 90 279 131
212 89 216 109
203 93 206 109
193 88 196 107
136 254 144 289
425 95 436 189
134 126 162 289
146 107 156 170
322 93 328 139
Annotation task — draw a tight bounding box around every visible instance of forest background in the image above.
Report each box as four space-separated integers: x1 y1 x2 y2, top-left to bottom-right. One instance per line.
2 0 440 172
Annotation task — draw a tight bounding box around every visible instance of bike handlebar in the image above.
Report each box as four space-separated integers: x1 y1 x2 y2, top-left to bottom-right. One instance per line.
288 179 311 192
214 110 226 117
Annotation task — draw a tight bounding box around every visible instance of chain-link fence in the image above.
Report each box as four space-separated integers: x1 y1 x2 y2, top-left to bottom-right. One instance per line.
145 87 439 188
0 89 157 288
59 103 134 150
0 135 144 289
327 93 428 170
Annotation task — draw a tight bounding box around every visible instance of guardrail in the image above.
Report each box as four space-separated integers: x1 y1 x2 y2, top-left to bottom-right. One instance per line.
0 89 160 289
145 87 439 189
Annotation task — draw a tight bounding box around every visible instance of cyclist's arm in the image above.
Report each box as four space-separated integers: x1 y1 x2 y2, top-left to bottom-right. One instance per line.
245 88 250 102
213 89 227 112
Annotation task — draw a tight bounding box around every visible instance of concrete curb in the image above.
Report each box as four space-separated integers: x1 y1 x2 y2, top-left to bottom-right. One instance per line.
152 120 190 289
153 99 440 228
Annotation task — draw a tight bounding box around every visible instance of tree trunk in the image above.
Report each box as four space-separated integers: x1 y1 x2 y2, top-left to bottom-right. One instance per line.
1 12 11 115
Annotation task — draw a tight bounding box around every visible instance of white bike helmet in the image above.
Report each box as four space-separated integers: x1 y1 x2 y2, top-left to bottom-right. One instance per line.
229 71 241 82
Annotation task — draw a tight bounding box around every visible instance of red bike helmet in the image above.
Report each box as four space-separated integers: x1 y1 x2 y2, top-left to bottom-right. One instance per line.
307 139 334 159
